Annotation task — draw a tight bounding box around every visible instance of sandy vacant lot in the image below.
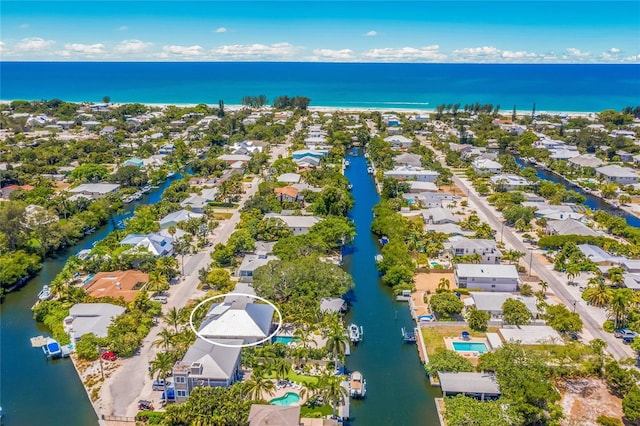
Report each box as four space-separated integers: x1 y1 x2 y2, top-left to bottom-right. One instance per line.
413 272 455 316
559 378 622 426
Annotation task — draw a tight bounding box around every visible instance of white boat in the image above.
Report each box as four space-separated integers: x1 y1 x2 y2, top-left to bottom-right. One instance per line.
37 285 51 302
344 160 351 167
42 337 62 359
131 192 142 200
349 371 366 398
348 184 353 190
348 323 363 344
364 152 369 158
141 185 152 194
167 171 176 178
367 166 374 174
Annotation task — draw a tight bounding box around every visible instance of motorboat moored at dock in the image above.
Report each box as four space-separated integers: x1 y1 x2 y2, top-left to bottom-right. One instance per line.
349 371 366 398
348 323 363 344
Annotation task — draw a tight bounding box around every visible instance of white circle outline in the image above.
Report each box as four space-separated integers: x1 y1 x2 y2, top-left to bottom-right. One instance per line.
188 292 283 348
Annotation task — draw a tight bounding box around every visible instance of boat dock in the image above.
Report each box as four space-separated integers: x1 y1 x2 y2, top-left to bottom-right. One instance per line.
30 335 48 348
339 380 350 421
401 327 417 343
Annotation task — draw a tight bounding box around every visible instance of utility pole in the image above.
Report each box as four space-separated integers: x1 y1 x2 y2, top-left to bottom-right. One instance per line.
528 248 534 278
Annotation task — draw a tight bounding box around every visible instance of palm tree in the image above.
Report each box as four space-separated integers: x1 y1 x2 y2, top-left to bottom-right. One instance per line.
293 327 316 350
147 271 169 294
608 267 625 288
437 278 451 291
608 289 634 328
150 352 175 404
538 280 549 297
273 359 290 383
322 315 349 365
565 263 581 285
318 372 349 419
584 282 612 308
245 366 276 400
153 327 175 353
164 307 182 333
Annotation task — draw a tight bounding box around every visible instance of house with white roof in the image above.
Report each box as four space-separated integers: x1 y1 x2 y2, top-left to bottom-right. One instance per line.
439 372 501 401
293 156 321 168
120 233 174 256
407 181 438 193
393 153 422 167
546 219 598 237
454 264 520 292
219 154 251 164
180 188 219 213
383 165 440 182
499 325 564 345
447 237 501 264
472 158 502 175
237 252 278 282
384 135 413 149
277 173 301 184
69 183 120 200
405 192 460 208
262 214 322 236
159 210 204 229
422 207 457 225
469 292 539 319
490 174 532 191
596 165 638 184
568 155 605 170
64 303 126 343
577 244 623 265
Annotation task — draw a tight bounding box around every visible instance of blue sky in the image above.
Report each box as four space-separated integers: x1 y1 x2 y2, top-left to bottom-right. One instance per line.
1 1 638 63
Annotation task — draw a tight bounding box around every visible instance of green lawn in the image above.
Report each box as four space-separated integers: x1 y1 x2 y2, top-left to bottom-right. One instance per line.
266 370 319 386
421 326 498 356
300 404 333 418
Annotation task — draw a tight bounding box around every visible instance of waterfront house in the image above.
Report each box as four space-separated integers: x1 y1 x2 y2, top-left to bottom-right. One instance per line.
248 405 301 426
83 270 149 302
159 210 205 229
263 214 322 235
64 303 126 342
383 165 440 182
550 150 580 160
384 135 413 150
237 253 278 282
447 237 502 264
277 173 302 184
120 233 174 256
546 219 598 237
454 264 520 292
596 165 638 184
172 338 243 402
393 153 422 167
568 155 605 170
577 244 623 265
422 207 457 225
438 372 501 401
320 297 347 314
498 326 564 345
69 183 120 200
180 189 218 213
471 158 502 175
469 292 539 319
490 174 532 191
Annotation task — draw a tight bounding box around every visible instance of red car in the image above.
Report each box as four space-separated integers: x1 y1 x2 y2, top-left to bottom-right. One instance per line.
101 351 117 361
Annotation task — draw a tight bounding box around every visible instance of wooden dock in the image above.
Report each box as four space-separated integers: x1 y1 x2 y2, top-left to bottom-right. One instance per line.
30 335 47 348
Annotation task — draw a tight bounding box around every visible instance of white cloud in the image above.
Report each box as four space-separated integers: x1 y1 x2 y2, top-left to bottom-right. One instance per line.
214 27 227 33
610 47 621 53
63 43 105 55
500 50 537 59
452 46 500 57
623 55 639 62
210 42 298 60
159 45 205 58
114 39 153 54
565 47 590 58
16 37 55 51
19 23 29 29
0 41 4 52
365 30 377 37
117 26 128 31
362 45 446 62
311 48 355 61
451 46 539 62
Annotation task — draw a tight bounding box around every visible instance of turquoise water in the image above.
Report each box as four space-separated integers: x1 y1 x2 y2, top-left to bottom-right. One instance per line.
1 62 638 112
272 336 297 345
270 392 300 406
452 341 489 354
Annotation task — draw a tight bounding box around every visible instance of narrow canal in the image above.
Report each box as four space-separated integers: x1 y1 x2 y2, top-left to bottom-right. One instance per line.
516 158 640 228
343 153 441 425
0 177 177 426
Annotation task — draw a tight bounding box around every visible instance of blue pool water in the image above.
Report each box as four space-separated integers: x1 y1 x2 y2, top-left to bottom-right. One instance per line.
273 336 298 345
270 392 300 406
451 341 489 353
81 273 95 284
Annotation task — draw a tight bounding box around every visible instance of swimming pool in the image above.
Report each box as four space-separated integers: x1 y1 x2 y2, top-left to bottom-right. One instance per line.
451 341 488 354
81 273 95 284
270 392 300 406
273 336 298 345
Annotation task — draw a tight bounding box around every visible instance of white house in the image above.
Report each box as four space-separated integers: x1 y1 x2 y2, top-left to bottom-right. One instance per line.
472 158 502 175
262 214 322 236
384 135 413 149
447 237 502 264
237 253 277 282
159 210 204 229
421 207 457 224
276 173 301 184
454 264 520 292
120 233 174 256
469 292 538 319
69 183 120 200
64 303 126 343
383 165 440 182
596 165 638 184
490 174 532 191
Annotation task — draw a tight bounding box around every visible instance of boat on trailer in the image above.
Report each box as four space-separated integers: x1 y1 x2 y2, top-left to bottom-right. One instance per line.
349 371 366 398
37 285 51 302
348 323 363 344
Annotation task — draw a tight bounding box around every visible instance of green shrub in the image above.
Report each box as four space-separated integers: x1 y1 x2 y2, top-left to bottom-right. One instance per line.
136 410 164 424
596 415 622 426
603 320 615 333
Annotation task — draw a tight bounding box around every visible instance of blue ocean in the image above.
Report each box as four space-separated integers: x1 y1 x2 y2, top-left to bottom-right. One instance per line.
1 62 638 112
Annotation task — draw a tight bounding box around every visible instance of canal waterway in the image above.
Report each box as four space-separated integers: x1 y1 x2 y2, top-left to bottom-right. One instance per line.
516 158 640 228
342 153 441 425
0 177 177 426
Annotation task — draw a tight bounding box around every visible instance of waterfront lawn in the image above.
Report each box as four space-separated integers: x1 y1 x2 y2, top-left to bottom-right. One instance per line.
266 370 320 386
421 326 498 356
300 404 333 417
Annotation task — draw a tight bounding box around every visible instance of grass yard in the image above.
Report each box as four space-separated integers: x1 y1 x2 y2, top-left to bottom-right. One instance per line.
212 212 234 220
421 326 498 356
266 370 320 386
300 404 333 418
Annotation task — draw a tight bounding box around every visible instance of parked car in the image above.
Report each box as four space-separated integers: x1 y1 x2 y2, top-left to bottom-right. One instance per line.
614 328 638 339
151 295 168 304
138 400 154 411
152 379 173 391
161 388 176 402
100 351 117 361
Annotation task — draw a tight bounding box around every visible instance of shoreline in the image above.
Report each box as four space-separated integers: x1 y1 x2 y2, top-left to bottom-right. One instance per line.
0 99 601 116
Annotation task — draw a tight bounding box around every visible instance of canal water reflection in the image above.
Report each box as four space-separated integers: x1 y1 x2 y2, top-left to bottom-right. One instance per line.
343 153 441 425
0 177 177 426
